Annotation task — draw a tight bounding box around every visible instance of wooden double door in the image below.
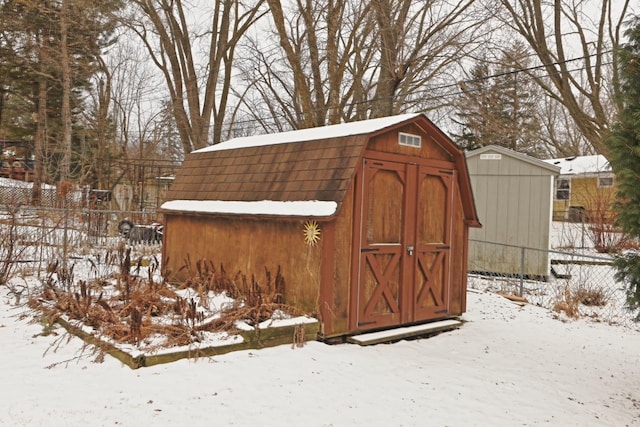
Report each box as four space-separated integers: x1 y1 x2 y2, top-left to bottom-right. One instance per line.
355 156 454 330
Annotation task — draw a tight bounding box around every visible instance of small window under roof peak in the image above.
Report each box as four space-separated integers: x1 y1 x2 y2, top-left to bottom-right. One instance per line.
399 132 421 148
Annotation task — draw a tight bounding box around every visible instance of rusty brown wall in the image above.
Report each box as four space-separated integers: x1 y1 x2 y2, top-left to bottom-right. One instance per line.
449 182 468 316
163 214 322 314
324 184 355 336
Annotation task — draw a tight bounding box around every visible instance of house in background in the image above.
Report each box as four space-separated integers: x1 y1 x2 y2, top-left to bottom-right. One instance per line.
543 155 614 222
466 145 560 280
160 113 481 340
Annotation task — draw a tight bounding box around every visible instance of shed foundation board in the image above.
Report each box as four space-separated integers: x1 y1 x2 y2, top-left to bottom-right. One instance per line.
347 319 462 346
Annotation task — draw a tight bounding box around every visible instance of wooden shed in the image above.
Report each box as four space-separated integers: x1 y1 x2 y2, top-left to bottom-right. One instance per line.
160 113 480 340
466 145 560 280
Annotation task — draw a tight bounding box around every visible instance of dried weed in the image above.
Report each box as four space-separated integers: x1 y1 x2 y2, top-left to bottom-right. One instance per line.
30 257 304 351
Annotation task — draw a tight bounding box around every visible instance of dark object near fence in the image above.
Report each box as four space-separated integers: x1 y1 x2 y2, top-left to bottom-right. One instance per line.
89 189 112 204
118 219 162 243
568 206 586 223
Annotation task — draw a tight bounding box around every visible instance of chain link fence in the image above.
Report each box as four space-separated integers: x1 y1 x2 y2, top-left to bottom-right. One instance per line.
468 238 638 329
0 184 57 207
0 204 162 283
2 202 638 329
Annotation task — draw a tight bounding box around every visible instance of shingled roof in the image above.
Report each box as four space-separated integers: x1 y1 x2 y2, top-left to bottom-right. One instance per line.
165 134 366 204
161 114 425 217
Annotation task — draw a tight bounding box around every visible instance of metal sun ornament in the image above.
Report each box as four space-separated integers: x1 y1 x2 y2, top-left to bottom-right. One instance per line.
303 220 321 246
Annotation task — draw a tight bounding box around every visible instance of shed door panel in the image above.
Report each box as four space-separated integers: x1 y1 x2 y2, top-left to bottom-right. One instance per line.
414 168 452 320
356 159 453 330
357 160 406 328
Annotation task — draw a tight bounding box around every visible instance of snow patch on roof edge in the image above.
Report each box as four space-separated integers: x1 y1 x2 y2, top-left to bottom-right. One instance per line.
160 200 338 217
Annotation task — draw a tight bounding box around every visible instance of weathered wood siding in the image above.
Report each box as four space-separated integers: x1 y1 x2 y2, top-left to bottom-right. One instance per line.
163 214 322 313
449 186 467 315
367 123 454 163
323 183 356 336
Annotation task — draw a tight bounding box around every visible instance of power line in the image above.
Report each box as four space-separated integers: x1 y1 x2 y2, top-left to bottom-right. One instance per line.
2 42 614 137
220 50 615 129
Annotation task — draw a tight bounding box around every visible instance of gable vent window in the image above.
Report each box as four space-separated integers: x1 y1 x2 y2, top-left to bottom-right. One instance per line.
399 132 421 148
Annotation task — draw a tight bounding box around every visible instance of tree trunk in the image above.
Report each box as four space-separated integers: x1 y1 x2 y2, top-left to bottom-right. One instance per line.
59 0 72 182
31 77 46 206
129 0 266 153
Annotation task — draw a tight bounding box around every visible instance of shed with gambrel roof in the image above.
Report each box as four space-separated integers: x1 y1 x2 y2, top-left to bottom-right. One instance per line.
160 113 480 339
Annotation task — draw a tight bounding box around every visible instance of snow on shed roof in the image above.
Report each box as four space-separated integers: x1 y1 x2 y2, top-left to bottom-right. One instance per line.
161 200 338 217
543 154 611 175
194 113 421 153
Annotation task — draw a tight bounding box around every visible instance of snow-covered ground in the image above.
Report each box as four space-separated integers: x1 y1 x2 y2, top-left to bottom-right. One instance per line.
1 215 639 425
1 285 639 426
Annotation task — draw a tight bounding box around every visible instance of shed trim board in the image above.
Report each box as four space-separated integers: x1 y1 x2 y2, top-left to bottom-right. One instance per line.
162 113 480 338
319 220 336 335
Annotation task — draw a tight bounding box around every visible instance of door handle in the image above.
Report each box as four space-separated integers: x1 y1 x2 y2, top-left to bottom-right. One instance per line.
407 245 414 256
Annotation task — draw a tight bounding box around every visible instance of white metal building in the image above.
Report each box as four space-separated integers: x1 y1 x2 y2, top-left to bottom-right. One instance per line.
466 145 560 279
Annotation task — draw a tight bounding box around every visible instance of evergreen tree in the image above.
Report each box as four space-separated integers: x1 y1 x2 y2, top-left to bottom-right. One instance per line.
0 0 121 185
452 43 543 157
606 15 640 317
453 63 501 151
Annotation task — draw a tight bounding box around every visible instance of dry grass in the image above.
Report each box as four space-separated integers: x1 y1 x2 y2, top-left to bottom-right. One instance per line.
29 254 305 350
552 284 609 318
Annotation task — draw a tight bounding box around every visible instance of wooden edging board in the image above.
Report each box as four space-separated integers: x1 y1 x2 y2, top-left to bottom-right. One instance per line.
55 318 319 369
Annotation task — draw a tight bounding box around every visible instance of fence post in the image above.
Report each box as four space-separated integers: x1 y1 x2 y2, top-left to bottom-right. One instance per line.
39 214 45 280
63 202 68 276
519 246 525 297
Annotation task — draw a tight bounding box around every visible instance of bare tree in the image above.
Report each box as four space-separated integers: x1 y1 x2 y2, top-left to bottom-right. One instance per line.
124 0 267 153
59 0 72 182
369 0 482 118
240 0 487 131
100 38 172 209
537 92 594 158
260 0 372 129
497 0 631 154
